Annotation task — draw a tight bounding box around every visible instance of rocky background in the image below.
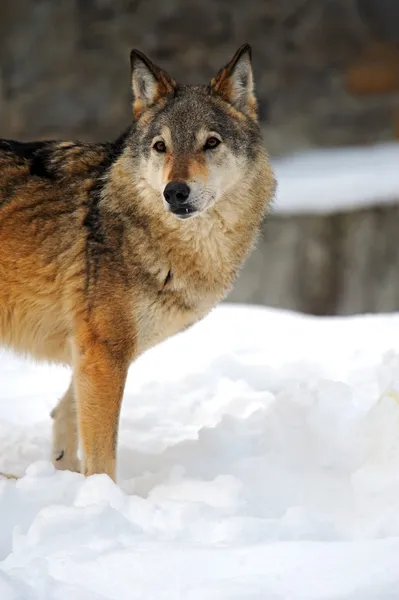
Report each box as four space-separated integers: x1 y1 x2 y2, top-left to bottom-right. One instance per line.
1 0 399 315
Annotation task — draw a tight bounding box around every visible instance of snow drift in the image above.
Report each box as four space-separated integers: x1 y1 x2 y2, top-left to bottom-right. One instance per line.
272 142 399 215
1 304 399 599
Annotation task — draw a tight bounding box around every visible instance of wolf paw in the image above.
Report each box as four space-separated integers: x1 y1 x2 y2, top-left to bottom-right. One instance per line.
52 448 81 473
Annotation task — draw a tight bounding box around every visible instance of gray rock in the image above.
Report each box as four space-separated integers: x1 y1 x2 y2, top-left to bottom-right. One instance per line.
229 206 399 315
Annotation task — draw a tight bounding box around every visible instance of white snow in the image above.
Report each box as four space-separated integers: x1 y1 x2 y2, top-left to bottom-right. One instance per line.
1 303 399 599
271 142 399 215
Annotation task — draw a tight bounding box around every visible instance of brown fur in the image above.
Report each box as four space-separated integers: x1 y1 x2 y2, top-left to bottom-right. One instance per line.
0 45 275 482
210 46 258 120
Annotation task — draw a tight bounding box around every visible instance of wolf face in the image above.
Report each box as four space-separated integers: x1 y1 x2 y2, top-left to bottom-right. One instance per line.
129 45 263 220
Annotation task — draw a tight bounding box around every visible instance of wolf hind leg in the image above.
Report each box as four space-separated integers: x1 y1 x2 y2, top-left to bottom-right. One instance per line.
51 378 80 473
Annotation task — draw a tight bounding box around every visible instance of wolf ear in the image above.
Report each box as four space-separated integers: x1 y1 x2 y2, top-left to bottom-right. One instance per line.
130 50 176 119
210 44 257 120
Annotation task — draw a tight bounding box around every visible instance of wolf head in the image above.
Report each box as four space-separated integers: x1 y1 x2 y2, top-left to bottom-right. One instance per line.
128 45 265 220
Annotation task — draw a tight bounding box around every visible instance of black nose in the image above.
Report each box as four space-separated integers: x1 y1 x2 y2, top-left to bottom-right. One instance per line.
163 181 191 205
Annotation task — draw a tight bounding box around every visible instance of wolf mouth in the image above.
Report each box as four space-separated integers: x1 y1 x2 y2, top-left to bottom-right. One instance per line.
169 205 198 219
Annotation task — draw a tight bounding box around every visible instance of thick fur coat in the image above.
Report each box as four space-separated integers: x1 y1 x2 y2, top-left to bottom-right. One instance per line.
0 45 276 481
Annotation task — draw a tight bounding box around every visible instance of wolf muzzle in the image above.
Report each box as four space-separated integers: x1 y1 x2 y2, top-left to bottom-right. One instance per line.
163 181 197 219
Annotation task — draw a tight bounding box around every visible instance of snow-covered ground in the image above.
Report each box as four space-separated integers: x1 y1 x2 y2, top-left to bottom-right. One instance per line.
272 142 399 215
1 304 399 599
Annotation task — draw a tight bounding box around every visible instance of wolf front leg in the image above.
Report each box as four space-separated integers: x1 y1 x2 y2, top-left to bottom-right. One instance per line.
51 378 80 473
72 324 130 482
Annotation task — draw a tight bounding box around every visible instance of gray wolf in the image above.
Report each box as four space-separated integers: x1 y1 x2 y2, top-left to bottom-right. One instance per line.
0 44 275 481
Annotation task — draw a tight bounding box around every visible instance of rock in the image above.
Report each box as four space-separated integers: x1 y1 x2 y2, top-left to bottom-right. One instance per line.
229 205 399 315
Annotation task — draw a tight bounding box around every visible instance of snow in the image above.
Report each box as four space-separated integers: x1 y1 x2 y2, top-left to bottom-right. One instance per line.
1 303 399 599
272 142 399 215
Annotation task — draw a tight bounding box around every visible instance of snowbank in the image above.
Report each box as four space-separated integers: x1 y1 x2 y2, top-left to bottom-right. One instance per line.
1 304 399 599
272 142 399 215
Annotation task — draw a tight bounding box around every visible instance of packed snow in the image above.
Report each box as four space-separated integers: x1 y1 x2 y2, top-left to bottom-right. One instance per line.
272 141 399 215
1 304 399 599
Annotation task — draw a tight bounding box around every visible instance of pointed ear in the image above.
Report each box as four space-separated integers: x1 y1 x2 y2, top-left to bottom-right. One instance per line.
130 49 176 119
209 44 257 120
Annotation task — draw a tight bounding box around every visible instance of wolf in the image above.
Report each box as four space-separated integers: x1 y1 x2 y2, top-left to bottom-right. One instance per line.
0 44 275 482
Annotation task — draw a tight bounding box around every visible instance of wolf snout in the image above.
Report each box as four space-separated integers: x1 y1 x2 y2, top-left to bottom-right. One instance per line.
163 181 191 205
163 181 197 219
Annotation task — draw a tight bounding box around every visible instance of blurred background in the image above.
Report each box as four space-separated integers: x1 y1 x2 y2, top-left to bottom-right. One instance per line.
1 0 399 316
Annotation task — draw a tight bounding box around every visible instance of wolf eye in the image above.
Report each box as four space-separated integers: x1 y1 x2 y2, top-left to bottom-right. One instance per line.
153 141 166 153
204 137 221 150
